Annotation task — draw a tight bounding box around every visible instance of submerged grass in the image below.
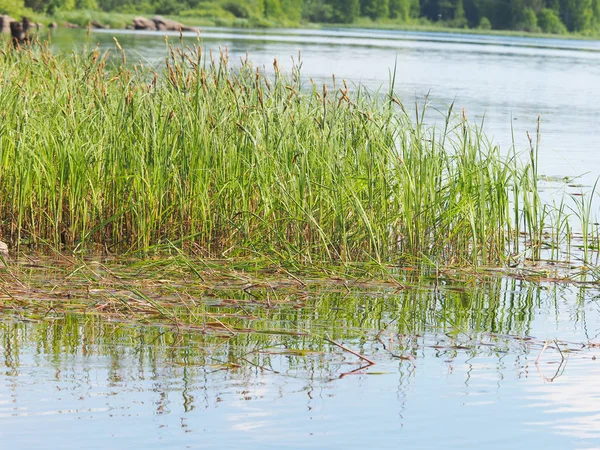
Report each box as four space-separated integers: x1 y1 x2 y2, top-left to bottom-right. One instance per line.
1 254 595 380
0 38 547 267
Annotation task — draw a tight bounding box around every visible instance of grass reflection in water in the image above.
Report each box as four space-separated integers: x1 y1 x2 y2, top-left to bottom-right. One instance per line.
1 255 590 389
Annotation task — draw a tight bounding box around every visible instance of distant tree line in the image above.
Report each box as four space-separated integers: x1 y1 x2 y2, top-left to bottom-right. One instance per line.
5 0 600 34
304 0 600 33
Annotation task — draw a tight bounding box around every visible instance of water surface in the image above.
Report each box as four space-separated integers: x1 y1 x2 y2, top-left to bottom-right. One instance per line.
2 258 600 448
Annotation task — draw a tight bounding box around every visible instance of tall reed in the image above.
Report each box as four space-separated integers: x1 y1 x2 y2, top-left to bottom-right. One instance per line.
0 40 545 266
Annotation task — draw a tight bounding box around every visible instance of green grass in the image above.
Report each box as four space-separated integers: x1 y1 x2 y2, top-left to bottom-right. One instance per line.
47 10 138 29
0 39 548 267
44 9 273 29
6 6 587 36
327 19 585 39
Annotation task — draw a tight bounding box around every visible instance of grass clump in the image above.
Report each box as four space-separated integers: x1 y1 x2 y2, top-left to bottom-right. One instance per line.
48 10 138 29
0 39 544 267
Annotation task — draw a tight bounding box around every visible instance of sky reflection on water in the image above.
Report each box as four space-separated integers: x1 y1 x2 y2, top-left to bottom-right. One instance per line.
1 268 600 448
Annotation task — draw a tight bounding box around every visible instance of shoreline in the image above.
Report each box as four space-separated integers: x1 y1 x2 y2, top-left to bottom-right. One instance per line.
3 10 600 42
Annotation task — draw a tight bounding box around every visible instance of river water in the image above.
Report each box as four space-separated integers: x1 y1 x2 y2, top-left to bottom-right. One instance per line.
3 27 600 448
2 261 600 449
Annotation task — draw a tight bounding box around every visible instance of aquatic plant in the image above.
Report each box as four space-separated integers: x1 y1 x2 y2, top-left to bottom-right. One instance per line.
0 39 547 267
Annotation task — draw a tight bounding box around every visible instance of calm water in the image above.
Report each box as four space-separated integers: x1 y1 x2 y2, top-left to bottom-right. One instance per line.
3 28 600 448
2 257 600 449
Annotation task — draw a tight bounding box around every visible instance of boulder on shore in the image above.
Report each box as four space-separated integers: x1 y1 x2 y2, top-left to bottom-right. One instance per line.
152 15 197 31
91 20 107 29
132 16 197 32
0 15 15 34
133 16 157 30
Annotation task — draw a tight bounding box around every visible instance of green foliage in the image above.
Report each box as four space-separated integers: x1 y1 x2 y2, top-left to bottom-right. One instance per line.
478 16 491 29
560 0 593 31
180 4 233 19
537 7 567 32
515 7 540 31
302 0 360 23
331 0 360 23
302 0 334 22
361 0 390 19
76 0 97 8
43 0 75 13
0 0 26 15
154 0 187 14
262 0 282 18
280 0 302 21
420 0 468 24
222 1 250 18
12 0 600 37
389 0 412 21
